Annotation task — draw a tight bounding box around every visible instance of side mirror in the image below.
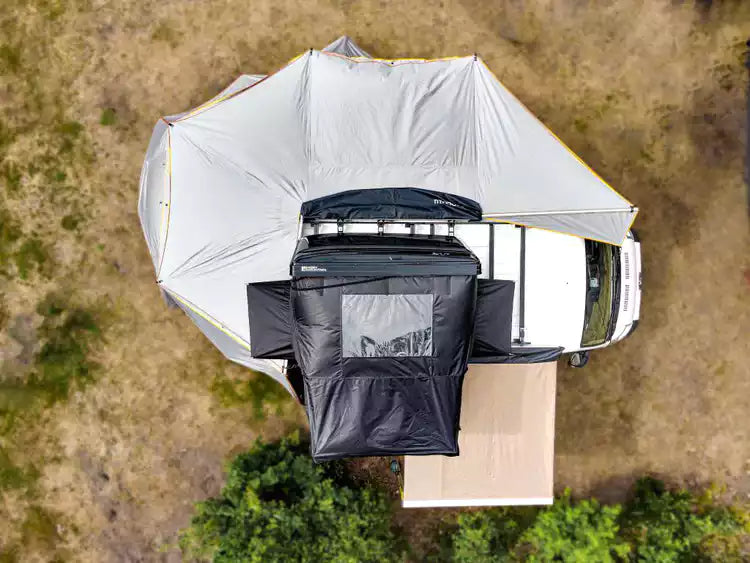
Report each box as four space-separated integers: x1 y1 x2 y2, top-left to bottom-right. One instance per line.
568 351 590 368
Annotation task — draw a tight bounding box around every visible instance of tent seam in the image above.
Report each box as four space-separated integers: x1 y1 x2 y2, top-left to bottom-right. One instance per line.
306 50 313 195
472 57 482 204
320 51 470 66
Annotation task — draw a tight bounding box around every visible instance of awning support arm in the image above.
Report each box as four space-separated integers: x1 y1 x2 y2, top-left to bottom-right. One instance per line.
488 223 495 280
514 226 527 345
485 206 637 218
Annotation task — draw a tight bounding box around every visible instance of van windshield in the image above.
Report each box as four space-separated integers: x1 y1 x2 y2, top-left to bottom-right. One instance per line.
581 241 615 347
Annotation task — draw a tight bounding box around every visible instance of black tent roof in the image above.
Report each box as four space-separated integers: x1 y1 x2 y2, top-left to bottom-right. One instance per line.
247 232 521 461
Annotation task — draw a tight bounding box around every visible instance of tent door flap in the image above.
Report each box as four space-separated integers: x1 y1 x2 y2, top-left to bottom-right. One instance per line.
246 280 294 359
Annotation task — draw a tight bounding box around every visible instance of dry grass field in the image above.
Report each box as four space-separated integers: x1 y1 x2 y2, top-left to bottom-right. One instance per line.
1 0 749 561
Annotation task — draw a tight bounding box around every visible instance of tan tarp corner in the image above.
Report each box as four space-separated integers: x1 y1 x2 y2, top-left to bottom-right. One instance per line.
403 362 557 507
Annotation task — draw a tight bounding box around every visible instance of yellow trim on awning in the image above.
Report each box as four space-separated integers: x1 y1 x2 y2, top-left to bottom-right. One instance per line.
476 58 636 209
170 51 308 123
163 286 252 350
156 127 173 278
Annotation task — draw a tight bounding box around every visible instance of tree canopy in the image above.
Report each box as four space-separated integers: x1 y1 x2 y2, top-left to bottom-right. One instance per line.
179 433 398 563
181 435 750 562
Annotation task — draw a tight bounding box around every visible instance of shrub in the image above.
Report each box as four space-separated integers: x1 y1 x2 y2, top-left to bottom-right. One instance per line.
450 494 628 562
179 436 748 563
451 509 530 563
519 491 629 562
621 477 748 562
179 433 399 563
448 480 749 562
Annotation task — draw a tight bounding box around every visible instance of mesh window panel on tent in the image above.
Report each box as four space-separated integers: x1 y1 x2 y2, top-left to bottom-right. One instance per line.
341 294 434 358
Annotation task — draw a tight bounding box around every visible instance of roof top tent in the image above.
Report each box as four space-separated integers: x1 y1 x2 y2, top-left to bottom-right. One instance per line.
248 187 517 460
292 238 477 460
138 36 641 494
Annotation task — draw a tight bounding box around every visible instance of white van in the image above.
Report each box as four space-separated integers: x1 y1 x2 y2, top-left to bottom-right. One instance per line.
300 220 642 367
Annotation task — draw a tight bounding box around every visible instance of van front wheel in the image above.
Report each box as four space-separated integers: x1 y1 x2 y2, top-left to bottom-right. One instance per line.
568 351 589 368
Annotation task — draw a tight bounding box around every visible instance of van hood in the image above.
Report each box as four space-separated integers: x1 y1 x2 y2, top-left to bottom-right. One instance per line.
522 229 586 351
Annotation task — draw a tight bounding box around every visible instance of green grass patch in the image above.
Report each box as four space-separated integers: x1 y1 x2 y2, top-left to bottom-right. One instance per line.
20 505 65 560
0 112 94 268
13 237 50 280
0 44 21 74
44 167 67 185
0 207 21 242
0 294 101 429
31 296 100 404
0 208 22 272
0 498 66 563
99 108 116 126
574 117 589 133
210 372 291 420
21 505 58 542
0 120 16 154
0 547 19 563
0 385 39 428
55 121 83 154
55 121 83 139
2 161 22 192
0 448 37 491
37 0 66 21
60 213 82 231
0 296 7 330
151 21 182 47
0 208 53 280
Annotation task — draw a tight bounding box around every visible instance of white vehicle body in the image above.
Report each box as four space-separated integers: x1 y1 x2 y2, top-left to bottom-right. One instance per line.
300 220 642 354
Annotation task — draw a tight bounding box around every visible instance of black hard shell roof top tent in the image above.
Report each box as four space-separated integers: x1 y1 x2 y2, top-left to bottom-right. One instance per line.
247 187 521 461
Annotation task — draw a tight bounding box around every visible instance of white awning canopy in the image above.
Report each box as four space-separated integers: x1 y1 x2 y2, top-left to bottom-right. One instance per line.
138 36 636 386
